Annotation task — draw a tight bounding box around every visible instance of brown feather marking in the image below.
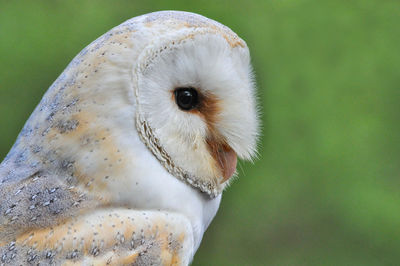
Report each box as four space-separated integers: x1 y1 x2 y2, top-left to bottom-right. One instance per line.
172 89 237 183
172 89 222 135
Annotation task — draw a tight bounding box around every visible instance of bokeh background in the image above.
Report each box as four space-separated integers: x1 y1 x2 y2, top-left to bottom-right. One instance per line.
1 0 399 265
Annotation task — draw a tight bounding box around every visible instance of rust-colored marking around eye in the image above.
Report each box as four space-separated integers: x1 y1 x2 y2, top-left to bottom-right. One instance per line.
195 92 238 183
191 91 221 131
172 89 237 183
171 89 221 135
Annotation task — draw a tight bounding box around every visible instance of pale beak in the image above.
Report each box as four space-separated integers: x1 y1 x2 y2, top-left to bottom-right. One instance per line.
218 146 237 184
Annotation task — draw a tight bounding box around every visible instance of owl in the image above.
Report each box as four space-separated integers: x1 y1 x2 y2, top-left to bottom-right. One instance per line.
0 11 259 265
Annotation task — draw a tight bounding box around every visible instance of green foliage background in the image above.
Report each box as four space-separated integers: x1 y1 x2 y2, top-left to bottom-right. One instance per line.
1 0 399 265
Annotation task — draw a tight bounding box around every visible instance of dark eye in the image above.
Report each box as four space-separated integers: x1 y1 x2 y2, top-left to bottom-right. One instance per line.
174 87 199 111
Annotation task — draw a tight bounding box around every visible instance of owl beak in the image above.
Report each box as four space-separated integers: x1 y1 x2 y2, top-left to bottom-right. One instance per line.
219 146 237 184
206 137 237 183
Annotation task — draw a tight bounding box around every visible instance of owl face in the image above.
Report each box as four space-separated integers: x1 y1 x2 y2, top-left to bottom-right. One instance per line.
135 18 259 197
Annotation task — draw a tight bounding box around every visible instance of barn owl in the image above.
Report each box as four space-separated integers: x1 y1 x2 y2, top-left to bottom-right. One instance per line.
0 11 259 265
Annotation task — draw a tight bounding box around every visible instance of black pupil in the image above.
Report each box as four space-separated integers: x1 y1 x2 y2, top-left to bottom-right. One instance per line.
174 88 198 110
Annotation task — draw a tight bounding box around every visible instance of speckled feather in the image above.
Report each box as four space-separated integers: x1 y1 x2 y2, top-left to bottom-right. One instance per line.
0 11 258 265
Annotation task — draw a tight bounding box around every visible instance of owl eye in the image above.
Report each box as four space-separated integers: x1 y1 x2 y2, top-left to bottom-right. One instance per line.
174 87 199 111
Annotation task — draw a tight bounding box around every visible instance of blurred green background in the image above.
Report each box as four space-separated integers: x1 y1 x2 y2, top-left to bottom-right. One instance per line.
1 0 399 265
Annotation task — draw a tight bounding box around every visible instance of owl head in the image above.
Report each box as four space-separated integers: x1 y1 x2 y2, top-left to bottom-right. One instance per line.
134 12 259 197
1 11 259 201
